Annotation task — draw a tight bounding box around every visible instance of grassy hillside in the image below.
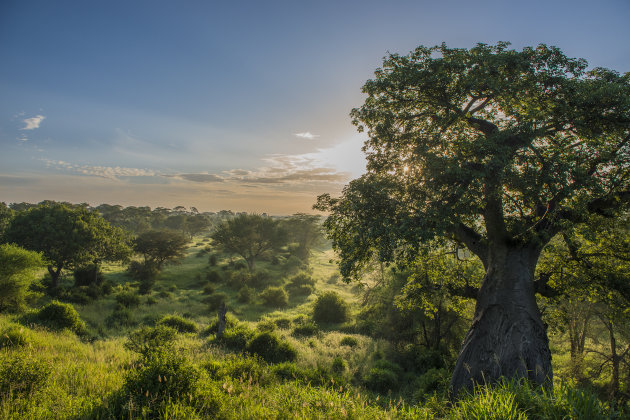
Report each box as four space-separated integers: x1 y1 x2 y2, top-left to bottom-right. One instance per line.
0 236 623 419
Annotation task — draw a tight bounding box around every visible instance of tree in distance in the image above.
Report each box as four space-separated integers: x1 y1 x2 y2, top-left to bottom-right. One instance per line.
4 202 132 288
315 42 630 394
133 230 189 270
212 214 287 271
0 244 43 312
282 213 324 261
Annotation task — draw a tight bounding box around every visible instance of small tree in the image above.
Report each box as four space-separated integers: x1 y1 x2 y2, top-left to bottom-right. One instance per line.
212 214 286 271
134 230 188 270
281 213 323 261
4 202 131 288
0 244 43 312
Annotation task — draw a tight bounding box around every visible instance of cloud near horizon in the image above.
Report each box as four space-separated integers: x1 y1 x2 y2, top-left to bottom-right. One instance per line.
42 159 157 180
294 132 320 140
21 115 46 130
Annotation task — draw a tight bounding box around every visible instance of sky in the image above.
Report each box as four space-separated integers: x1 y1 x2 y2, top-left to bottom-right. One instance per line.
1 0 629 214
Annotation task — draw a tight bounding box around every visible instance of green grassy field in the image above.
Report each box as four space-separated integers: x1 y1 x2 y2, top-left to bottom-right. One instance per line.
0 238 622 419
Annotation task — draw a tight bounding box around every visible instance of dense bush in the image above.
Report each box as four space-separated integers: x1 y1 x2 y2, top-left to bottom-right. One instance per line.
208 254 218 266
363 359 402 393
214 325 255 351
246 332 297 363
331 356 347 374
204 292 228 311
313 291 349 324
283 255 305 274
127 260 160 294
340 336 359 347
125 325 178 356
111 351 211 418
157 314 199 333
35 300 86 334
73 264 104 287
204 354 270 385
274 318 292 329
259 286 288 308
0 325 29 348
205 270 223 283
291 322 319 337
246 269 275 288
203 313 240 337
202 282 215 295
115 290 141 308
105 307 137 329
236 285 253 303
0 351 51 397
285 272 315 297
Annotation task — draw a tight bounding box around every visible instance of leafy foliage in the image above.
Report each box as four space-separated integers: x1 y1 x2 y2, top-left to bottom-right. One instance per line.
157 315 199 334
0 244 43 312
34 300 86 335
4 202 131 287
259 286 288 308
313 291 349 324
212 214 287 271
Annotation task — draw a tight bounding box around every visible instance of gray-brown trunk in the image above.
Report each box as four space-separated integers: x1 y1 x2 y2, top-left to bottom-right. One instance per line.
450 245 552 395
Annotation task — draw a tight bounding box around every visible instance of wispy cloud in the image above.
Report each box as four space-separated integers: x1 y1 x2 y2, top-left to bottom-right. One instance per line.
42 159 157 180
21 115 46 130
294 132 320 140
167 173 225 183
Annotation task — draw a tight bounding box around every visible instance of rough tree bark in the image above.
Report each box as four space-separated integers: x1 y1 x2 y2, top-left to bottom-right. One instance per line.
450 245 552 394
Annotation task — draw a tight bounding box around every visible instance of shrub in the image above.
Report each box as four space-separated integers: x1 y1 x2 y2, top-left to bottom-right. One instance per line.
115 290 141 308
282 255 305 274
208 254 218 266
0 351 51 396
205 270 223 283
291 322 319 337
274 318 292 329
340 336 359 347
105 307 137 329
235 286 251 303
313 292 349 324
203 313 240 336
246 269 274 288
246 332 297 363
260 286 288 308
256 319 276 332
332 356 347 374
127 260 159 295
364 367 399 393
0 325 29 348
215 326 255 351
226 269 249 289
285 272 316 297
204 292 228 311
157 315 199 334
112 351 203 418
73 264 104 287
414 368 449 400
202 282 215 295
146 296 158 305
125 325 178 356
36 300 86 334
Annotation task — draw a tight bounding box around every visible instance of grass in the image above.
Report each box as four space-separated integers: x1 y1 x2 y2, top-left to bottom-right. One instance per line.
1 237 624 418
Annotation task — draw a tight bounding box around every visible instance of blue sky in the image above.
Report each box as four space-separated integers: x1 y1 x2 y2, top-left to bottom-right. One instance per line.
1 0 629 214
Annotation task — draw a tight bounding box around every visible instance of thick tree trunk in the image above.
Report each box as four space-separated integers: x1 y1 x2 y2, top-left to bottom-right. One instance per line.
450 245 552 395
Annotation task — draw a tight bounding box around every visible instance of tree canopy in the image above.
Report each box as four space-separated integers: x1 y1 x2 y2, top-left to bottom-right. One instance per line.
4 202 131 287
0 243 43 312
315 42 630 394
212 214 286 271
133 230 189 270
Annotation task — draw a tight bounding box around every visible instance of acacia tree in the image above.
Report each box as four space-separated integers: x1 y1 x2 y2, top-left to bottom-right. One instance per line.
4 202 131 288
281 213 324 261
212 214 286 271
315 43 630 393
